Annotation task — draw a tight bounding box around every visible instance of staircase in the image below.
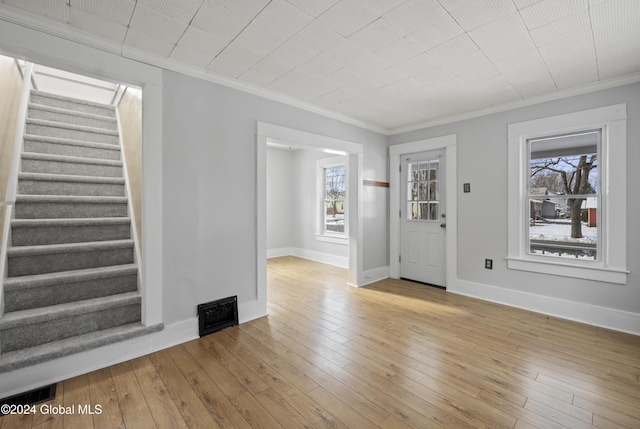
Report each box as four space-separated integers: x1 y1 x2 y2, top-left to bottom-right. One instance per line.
0 91 161 372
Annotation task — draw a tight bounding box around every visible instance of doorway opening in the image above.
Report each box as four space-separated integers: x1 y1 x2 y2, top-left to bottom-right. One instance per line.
257 122 364 317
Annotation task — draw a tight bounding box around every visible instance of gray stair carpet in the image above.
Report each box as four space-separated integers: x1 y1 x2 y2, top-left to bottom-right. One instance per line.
0 90 161 373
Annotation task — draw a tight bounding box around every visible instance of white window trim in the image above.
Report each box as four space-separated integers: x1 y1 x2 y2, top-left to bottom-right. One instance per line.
507 104 628 284
316 155 349 244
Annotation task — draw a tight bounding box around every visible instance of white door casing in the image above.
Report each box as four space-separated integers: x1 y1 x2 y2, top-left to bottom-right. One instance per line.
400 150 446 286
389 134 457 288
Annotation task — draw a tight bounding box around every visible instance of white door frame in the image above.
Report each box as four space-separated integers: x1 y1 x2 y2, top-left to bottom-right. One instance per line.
256 122 364 315
390 135 457 286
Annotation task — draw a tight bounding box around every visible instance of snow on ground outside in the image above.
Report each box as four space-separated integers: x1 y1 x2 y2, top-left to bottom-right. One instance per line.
530 221 596 244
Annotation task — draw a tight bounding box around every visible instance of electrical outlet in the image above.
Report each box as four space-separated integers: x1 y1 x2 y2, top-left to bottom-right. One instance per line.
463 183 471 193
485 258 493 269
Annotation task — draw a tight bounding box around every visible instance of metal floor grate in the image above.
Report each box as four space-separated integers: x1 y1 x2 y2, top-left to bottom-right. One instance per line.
0 384 57 415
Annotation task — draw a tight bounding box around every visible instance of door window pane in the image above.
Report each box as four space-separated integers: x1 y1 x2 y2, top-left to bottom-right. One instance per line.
407 160 439 221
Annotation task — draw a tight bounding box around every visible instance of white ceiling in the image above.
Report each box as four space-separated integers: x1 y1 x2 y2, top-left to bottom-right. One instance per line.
1 0 639 134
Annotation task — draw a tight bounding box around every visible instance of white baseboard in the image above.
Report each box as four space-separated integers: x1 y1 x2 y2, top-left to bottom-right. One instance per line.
0 300 269 398
450 278 640 336
267 247 293 258
239 299 268 324
292 247 348 268
267 247 349 269
0 318 197 398
359 266 389 287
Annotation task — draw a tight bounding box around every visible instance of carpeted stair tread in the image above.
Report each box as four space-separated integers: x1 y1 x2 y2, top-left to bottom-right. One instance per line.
24 134 122 151
0 323 163 373
0 292 141 329
21 152 124 178
29 90 116 117
18 172 125 184
12 217 131 229
29 102 117 122
3 264 138 312
14 195 129 219
7 239 134 257
15 194 128 204
22 152 122 167
10 217 132 246
26 118 119 137
3 264 138 290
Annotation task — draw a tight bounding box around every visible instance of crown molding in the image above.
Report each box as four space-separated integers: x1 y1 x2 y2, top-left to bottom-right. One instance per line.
2 5 639 138
0 5 389 135
389 72 640 135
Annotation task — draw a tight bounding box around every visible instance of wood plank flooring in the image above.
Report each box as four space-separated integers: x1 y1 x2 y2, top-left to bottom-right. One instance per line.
2 256 639 428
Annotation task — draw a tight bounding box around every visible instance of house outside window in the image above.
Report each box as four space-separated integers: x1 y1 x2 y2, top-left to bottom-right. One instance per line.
528 131 599 261
507 104 627 284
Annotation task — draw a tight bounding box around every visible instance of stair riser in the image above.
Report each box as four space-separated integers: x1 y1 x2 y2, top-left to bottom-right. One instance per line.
22 158 123 178
26 123 119 145
24 140 121 160
14 201 128 219
1 304 140 352
4 274 138 312
18 180 125 197
28 108 118 131
30 94 115 118
8 246 134 276
12 223 131 246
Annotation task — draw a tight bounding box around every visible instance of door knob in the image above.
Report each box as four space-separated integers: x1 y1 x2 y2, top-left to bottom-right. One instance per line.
440 223 446 229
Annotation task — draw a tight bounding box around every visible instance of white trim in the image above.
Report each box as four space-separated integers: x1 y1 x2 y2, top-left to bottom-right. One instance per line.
315 235 350 245
3 5 640 138
292 248 349 269
316 155 348 240
390 73 640 135
452 278 640 336
361 266 390 287
266 247 349 269
389 135 457 289
507 104 627 284
0 7 388 135
0 318 197 399
267 247 294 259
257 122 364 295
238 299 267 325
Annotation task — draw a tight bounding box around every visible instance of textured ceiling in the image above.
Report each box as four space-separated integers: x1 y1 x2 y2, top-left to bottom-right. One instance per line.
1 0 639 134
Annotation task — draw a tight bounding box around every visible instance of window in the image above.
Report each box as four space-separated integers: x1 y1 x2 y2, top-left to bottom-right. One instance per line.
324 165 346 234
507 104 627 284
317 156 348 243
407 159 440 220
528 131 599 261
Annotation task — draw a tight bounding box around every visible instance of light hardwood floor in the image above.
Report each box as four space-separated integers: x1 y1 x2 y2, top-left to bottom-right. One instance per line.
2 256 639 428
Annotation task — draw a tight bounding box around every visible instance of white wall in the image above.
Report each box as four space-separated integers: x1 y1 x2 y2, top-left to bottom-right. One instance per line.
390 82 640 333
0 20 389 395
162 69 388 324
266 146 293 253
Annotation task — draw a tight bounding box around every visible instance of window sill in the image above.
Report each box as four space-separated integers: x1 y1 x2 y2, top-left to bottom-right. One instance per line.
316 234 349 245
506 257 628 284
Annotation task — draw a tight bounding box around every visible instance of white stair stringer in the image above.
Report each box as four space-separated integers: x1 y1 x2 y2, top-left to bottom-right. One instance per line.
0 90 161 373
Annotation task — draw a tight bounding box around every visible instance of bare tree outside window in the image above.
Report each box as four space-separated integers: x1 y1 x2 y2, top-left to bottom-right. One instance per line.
528 131 600 260
324 166 346 233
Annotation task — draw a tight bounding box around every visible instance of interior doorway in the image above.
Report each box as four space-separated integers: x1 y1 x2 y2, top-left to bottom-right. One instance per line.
256 122 364 316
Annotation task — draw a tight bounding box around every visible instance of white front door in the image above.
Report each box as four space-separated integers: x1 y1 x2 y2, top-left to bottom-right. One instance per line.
400 150 446 287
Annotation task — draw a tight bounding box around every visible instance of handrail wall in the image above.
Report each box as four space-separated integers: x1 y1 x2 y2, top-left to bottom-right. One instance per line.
0 61 33 318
